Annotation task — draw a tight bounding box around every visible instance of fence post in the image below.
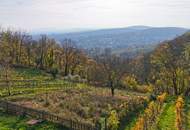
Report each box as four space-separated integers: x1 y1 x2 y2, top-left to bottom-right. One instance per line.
95 120 102 130
6 102 8 113
70 120 72 130
104 117 107 130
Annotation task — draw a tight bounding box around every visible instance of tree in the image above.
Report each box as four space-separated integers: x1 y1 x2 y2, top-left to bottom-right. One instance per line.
0 28 90 81
183 44 190 96
122 75 138 89
61 39 87 76
96 49 127 96
151 42 189 95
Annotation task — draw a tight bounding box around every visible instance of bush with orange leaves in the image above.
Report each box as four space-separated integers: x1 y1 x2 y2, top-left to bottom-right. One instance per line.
132 93 167 130
157 93 167 104
176 96 184 130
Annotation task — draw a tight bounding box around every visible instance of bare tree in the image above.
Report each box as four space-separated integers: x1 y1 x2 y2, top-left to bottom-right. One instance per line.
61 39 78 76
97 49 127 96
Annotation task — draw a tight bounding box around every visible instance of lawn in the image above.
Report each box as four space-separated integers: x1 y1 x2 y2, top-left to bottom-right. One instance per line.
0 110 67 130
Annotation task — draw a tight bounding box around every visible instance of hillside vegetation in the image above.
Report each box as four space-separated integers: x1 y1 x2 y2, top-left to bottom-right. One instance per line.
0 27 190 130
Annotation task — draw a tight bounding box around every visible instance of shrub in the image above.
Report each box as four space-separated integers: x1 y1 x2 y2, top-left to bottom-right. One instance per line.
107 110 119 130
72 75 81 82
122 75 138 89
150 94 157 101
134 85 152 93
50 67 58 79
157 93 167 104
176 96 184 130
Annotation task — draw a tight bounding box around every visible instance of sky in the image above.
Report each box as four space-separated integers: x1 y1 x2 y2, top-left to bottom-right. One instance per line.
0 0 190 33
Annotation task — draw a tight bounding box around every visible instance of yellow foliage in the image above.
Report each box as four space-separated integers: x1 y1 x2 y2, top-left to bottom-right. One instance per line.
133 117 144 130
122 75 138 89
132 93 167 130
107 110 119 130
157 92 167 104
176 96 184 130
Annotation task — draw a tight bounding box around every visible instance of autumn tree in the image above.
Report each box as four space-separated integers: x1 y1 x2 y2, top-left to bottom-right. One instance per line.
151 40 189 95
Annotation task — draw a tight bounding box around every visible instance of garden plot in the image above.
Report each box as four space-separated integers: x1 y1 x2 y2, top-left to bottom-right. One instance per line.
12 86 148 125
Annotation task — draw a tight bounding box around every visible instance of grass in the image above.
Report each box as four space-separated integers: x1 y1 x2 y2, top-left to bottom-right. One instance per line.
13 67 50 80
0 110 67 130
185 97 190 130
157 98 177 130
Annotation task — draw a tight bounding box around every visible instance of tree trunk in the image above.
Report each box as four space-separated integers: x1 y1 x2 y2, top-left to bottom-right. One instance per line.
111 87 115 97
172 72 178 95
110 81 114 97
64 63 68 76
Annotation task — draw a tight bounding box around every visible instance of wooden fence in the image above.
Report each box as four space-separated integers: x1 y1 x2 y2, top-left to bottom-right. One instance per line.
0 100 101 130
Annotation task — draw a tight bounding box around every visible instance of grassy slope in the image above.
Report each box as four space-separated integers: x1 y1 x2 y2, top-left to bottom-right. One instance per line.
0 110 67 130
185 97 190 130
157 98 176 130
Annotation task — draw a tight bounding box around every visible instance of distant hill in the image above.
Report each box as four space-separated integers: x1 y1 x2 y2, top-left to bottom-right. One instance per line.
47 26 188 50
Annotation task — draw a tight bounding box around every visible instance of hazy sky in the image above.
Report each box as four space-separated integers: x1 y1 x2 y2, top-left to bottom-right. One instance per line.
0 0 190 32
